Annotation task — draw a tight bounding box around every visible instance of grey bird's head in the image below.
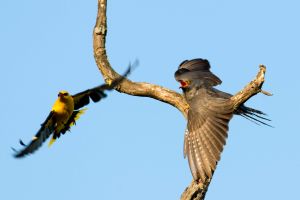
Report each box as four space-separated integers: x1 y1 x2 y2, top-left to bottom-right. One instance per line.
174 58 222 101
174 58 222 90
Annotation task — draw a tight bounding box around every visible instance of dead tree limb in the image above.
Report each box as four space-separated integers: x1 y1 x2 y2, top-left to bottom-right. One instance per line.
93 0 189 117
93 0 269 199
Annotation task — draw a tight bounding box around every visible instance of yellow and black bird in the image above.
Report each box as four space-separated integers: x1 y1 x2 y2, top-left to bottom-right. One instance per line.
13 64 135 158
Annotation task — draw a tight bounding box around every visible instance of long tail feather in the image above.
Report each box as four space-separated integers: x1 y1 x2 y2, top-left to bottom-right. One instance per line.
235 105 273 127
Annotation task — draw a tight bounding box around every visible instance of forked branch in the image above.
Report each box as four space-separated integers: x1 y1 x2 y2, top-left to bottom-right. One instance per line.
93 0 269 199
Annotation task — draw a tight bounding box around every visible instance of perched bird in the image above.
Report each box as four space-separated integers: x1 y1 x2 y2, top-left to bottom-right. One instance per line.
174 58 270 182
13 63 136 158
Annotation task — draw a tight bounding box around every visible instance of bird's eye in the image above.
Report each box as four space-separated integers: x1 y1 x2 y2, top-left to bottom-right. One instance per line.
175 68 190 77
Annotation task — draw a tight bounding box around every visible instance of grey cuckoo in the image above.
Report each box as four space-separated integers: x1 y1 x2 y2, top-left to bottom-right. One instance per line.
174 58 270 182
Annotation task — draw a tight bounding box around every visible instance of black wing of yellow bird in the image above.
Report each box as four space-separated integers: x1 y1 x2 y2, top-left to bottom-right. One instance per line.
13 62 136 158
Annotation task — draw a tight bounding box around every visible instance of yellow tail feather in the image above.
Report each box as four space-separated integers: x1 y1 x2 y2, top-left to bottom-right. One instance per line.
70 108 87 127
48 137 56 147
47 108 87 147
75 108 87 120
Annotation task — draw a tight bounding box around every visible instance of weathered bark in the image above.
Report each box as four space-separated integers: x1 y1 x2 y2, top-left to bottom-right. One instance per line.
93 0 269 199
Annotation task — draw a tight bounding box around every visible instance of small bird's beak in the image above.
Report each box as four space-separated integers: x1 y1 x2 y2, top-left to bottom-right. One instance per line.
58 93 62 97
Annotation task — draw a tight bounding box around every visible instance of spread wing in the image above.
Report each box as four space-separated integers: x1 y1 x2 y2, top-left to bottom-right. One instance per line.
72 86 108 110
72 62 136 110
13 111 56 158
185 97 233 182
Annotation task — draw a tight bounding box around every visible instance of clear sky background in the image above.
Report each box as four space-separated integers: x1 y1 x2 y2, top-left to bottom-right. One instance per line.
0 0 299 200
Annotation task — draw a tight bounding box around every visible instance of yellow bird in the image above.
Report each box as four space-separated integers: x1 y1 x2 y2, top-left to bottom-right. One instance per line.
13 64 135 158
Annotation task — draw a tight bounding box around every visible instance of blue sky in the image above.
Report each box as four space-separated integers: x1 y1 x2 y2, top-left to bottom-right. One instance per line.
0 0 299 199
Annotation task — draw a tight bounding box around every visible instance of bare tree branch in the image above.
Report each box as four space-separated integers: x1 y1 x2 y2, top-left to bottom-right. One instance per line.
231 64 268 109
93 0 189 117
93 0 269 199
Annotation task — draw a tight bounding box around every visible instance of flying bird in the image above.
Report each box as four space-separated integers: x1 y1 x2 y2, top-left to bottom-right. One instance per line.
174 58 270 182
13 62 137 158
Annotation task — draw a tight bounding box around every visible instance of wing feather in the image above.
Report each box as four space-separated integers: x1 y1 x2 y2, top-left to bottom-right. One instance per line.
192 132 206 181
186 134 198 180
200 122 221 167
197 129 213 177
185 97 233 182
202 122 224 155
14 112 55 158
72 64 134 110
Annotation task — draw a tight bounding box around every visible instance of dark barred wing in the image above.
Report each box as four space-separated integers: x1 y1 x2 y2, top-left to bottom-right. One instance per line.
185 97 233 182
